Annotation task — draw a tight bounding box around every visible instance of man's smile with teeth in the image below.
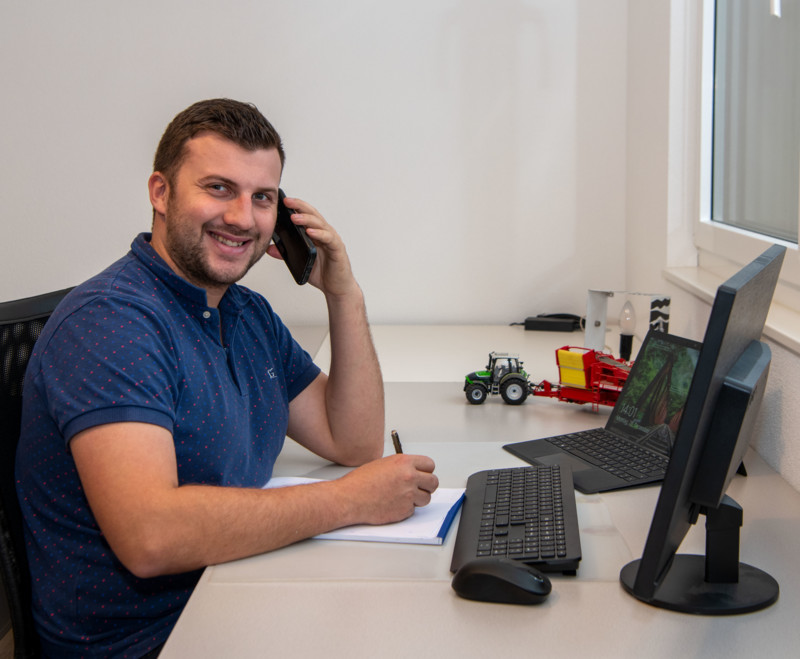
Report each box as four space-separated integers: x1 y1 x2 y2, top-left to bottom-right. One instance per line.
210 232 249 248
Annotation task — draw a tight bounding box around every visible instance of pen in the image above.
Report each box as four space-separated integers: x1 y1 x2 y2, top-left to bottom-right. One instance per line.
391 429 403 454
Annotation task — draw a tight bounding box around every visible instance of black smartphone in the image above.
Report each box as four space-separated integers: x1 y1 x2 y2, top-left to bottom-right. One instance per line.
272 189 317 285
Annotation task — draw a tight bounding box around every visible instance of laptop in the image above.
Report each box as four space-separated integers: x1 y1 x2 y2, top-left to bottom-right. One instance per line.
504 331 702 494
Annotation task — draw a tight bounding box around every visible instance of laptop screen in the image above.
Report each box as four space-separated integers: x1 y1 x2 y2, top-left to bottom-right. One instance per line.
605 331 702 455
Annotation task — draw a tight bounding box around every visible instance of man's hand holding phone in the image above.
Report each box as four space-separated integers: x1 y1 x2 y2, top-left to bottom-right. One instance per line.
268 192 359 298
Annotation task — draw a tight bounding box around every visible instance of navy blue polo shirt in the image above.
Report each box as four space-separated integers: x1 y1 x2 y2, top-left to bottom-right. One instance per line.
16 233 320 658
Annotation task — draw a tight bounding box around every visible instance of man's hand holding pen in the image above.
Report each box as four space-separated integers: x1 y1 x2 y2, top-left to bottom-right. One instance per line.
336 447 439 525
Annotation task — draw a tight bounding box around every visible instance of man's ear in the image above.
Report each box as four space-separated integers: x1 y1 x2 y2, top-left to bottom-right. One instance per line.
148 172 169 217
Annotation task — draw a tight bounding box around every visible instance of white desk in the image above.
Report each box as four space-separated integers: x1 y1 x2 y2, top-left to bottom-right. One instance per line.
160 326 800 658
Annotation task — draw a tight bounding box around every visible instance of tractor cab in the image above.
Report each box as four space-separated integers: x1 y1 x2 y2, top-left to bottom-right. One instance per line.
488 352 521 383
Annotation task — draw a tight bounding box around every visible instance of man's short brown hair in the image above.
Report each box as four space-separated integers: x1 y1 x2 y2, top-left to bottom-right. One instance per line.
153 98 285 186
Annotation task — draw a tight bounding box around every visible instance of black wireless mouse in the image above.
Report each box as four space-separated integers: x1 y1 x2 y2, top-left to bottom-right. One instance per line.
451 557 552 605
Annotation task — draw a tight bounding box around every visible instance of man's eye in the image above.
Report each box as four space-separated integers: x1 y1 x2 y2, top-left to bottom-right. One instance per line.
208 184 228 194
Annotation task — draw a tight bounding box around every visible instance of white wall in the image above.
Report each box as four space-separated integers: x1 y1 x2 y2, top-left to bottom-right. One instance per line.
0 0 628 325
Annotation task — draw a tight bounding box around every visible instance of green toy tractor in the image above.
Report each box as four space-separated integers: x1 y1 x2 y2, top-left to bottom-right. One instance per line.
463 352 531 405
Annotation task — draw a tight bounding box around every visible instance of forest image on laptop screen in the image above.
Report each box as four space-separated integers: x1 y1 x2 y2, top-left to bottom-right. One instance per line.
612 333 701 454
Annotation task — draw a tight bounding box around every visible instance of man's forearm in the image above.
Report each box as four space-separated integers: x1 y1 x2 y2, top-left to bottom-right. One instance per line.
126 479 357 578
324 284 384 463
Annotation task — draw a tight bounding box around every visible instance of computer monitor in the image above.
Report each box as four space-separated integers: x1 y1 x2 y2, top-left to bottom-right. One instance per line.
619 244 785 615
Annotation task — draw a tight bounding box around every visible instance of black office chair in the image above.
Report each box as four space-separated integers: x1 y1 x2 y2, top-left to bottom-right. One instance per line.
0 288 72 659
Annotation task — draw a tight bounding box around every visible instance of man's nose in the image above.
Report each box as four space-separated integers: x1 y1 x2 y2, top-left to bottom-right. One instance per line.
223 196 255 230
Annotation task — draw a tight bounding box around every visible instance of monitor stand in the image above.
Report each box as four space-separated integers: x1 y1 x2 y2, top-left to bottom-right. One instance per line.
620 495 779 614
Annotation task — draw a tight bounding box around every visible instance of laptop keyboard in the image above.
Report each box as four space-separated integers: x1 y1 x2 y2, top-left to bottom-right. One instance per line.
546 428 670 483
450 465 581 574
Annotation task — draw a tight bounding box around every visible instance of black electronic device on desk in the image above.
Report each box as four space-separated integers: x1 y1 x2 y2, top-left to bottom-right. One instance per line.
452 557 552 605
450 464 582 577
620 244 785 615
504 330 702 494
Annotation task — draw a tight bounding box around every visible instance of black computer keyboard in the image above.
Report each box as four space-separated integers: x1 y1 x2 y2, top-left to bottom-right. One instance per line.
547 429 670 482
450 465 582 575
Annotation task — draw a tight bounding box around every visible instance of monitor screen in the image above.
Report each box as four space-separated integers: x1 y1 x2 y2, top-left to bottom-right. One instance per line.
620 244 785 614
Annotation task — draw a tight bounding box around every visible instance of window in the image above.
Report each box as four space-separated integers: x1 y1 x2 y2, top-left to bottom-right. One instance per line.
694 0 800 305
711 0 799 244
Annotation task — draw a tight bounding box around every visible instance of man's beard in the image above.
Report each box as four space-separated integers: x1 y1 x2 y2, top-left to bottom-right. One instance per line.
163 206 267 290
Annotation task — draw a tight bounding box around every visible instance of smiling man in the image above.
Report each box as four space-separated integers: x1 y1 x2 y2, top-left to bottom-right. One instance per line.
15 99 438 658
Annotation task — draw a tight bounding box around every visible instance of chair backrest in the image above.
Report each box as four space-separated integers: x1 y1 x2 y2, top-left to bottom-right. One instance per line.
0 288 72 659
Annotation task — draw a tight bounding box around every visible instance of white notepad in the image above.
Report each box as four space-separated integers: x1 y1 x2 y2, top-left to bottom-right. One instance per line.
264 476 464 545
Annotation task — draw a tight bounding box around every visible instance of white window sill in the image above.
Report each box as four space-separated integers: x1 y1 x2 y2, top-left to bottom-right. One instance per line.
664 266 800 356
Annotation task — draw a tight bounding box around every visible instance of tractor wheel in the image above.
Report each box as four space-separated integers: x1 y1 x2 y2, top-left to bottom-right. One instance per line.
465 383 488 405
500 378 529 405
